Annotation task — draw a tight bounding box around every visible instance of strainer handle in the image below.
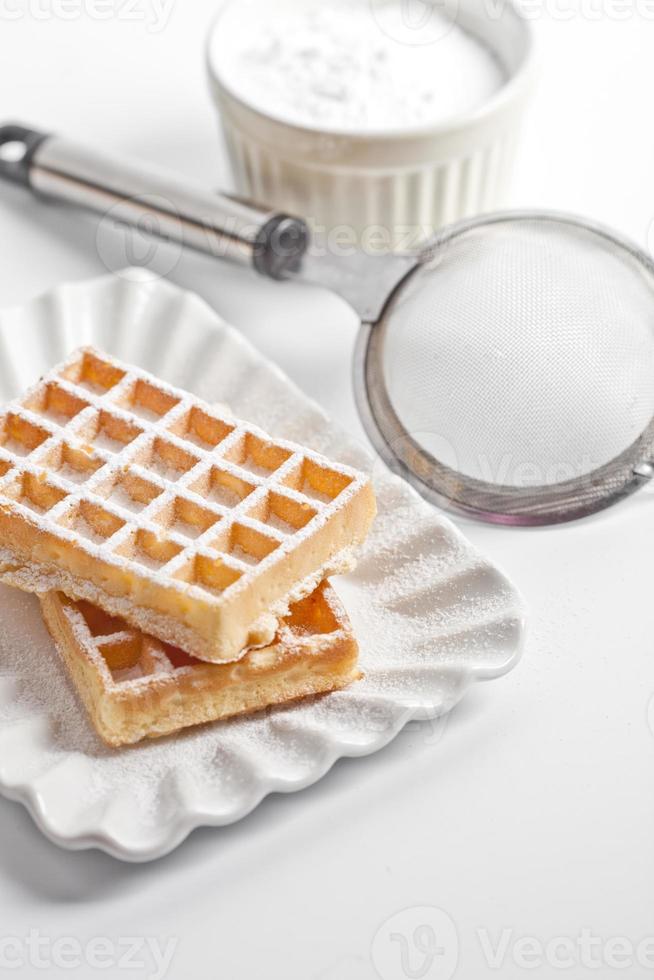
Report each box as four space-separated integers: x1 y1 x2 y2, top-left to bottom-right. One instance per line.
0 123 309 280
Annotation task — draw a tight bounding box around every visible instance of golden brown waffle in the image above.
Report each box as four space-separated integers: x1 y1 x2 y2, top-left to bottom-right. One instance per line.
0 347 376 662
41 583 360 747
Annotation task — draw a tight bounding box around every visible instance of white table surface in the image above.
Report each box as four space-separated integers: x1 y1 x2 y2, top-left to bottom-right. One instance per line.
1 4 654 979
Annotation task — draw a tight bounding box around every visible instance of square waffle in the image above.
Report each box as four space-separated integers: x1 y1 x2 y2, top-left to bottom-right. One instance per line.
0 347 376 662
40 582 360 747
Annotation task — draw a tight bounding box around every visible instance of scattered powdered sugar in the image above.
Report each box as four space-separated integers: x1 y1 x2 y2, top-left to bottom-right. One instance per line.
238 459 274 479
40 407 72 427
299 484 333 505
91 431 124 453
4 437 30 457
212 0 505 132
128 404 165 424
266 512 297 536
132 552 167 572
0 295 523 849
58 463 93 486
71 515 107 545
149 459 184 482
0 345 371 664
107 485 147 514
231 544 259 566
207 483 241 508
0 470 518 827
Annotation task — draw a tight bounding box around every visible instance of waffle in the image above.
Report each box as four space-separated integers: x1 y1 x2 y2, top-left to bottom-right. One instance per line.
40 582 360 747
0 347 376 662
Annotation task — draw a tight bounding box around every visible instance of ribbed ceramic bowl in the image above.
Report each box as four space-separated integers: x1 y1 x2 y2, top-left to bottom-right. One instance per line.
206 0 535 250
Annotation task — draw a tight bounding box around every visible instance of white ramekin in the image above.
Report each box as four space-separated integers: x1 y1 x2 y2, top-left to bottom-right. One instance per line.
206 0 535 250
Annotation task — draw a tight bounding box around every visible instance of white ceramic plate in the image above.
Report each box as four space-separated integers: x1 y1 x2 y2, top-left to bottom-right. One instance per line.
0 270 525 862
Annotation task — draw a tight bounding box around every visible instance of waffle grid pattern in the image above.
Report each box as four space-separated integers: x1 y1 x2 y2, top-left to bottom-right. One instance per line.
0 349 360 607
55 587 349 691
41 583 358 745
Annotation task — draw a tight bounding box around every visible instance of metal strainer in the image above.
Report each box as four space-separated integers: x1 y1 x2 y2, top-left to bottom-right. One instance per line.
2 124 654 526
357 213 654 524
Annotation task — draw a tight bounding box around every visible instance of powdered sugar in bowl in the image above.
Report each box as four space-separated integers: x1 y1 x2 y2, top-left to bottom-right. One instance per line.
207 0 535 250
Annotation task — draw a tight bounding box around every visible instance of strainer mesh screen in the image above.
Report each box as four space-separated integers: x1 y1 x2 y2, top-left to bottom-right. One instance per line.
382 219 654 489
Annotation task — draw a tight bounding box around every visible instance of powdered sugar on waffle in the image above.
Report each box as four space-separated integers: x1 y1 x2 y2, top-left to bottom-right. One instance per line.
0 544 357 659
0 294 522 850
0 348 373 660
0 475 516 823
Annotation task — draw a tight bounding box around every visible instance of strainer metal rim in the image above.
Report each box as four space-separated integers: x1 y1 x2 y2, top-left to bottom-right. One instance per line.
353 209 654 526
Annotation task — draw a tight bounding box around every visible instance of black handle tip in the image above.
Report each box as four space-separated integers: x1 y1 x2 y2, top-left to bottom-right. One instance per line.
254 215 310 280
0 123 50 187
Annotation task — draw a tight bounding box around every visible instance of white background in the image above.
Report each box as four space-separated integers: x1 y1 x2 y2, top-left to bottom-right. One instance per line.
1 2 654 978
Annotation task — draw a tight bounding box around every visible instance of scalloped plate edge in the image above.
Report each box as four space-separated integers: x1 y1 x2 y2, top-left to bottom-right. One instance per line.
0 270 526 861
